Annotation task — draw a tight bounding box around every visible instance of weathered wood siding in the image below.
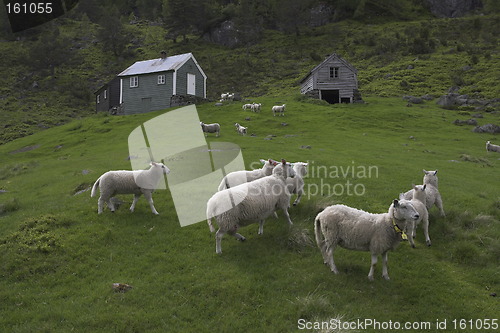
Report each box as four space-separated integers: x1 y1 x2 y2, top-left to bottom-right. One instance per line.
300 54 358 103
175 58 206 98
121 71 174 115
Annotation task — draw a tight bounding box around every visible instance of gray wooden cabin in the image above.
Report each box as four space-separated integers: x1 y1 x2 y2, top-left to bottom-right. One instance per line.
95 77 120 113
300 53 358 104
95 52 207 115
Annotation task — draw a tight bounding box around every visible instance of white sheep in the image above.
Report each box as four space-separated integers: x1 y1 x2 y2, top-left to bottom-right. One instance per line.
286 162 308 206
218 159 275 191
251 103 261 112
486 140 500 153
400 185 431 248
235 123 247 136
403 170 445 216
91 162 170 215
200 122 220 137
272 104 286 116
207 160 295 254
314 199 419 280
242 103 253 110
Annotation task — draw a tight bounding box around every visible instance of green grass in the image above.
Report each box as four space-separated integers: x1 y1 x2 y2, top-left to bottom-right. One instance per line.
0 97 498 332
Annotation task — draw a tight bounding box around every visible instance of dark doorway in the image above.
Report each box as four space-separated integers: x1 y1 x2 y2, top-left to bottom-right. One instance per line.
341 97 351 103
321 90 340 104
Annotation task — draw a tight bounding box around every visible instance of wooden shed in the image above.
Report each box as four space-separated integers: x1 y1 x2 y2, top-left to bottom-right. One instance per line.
95 52 207 115
300 53 359 104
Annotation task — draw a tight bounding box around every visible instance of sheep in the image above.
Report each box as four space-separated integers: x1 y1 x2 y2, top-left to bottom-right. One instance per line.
272 104 286 116
286 162 308 206
200 122 220 137
400 185 431 248
251 103 261 113
242 103 253 110
218 159 275 191
403 170 445 216
235 123 247 136
314 199 419 280
486 141 500 153
207 159 295 254
91 162 170 215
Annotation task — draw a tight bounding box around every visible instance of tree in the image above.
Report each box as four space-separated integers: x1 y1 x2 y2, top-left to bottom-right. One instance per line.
29 26 72 79
97 6 130 57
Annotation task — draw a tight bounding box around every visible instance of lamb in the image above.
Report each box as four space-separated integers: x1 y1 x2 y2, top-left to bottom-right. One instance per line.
207 159 294 254
251 103 261 113
286 162 308 206
217 159 276 191
242 103 253 110
235 123 247 136
91 162 170 215
272 104 286 116
314 199 419 280
403 170 445 216
200 122 220 137
400 185 431 248
486 141 500 153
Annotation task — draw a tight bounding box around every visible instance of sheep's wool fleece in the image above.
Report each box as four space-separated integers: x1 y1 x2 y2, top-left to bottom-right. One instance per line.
316 204 401 255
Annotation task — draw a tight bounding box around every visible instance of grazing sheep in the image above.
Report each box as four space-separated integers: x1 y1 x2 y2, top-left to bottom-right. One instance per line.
242 103 253 110
314 199 419 280
218 159 275 191
251 103 261 113
235 123 247 136
207 159 294 254
486 141 500 153
91 162 170 215
286 162 308 206
403 170 445 216
200 122 220 137
272 104 286 116
400 185 431 248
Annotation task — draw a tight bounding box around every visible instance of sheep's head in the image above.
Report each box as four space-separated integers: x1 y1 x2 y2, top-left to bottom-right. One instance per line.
292 162 308 178
412 184 426 202
423 169 438 187
272 159 295 179
392 199 419 222
150 162 171 175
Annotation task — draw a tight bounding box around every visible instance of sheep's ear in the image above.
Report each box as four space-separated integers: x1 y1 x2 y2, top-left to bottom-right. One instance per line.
433 170 438 175
423 169 428 174
281 158 286 165
399 193 404 200
260 159 266 165
423 184 427 190
393 199 400 207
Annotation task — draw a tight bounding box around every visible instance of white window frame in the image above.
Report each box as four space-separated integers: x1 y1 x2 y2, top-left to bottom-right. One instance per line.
103 89 107 99
329 67 339 79
158 74 166 85
97 95 100 104
130 76 139 88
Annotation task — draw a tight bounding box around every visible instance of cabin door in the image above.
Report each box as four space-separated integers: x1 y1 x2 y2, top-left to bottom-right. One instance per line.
320 90 340 104
141 97 152 113
187 73 196 95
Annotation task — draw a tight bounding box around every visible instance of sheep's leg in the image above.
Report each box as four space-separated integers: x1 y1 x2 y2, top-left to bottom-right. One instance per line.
130 194 140 212
293 192 303 206
107 197 116 212
381 252 390 280
258 220 265 235
423 214 431 246
281 207 293 226
368 254 378 281
215 229 224 254
326 245 339 274
143 192 159 215
97 196 106 214
408 220 416 248
435 195 445 217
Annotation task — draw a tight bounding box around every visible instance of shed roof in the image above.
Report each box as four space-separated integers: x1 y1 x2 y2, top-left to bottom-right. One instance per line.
300 53 357 83
117 52 207 79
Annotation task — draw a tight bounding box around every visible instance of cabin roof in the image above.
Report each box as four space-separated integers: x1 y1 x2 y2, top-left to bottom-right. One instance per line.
300 53 357 83
117 52 207 79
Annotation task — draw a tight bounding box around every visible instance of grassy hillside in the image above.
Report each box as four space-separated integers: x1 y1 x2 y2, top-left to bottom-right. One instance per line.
1 12 500 144
1 96 498 332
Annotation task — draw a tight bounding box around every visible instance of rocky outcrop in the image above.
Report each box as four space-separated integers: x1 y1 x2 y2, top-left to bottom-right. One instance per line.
425 0 483 18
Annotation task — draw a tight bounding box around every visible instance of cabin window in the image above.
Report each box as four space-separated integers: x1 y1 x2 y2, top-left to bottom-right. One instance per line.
103 89 107 99
96 95 100 104
329 67 339 79
130 76 139 88
158 74 166 85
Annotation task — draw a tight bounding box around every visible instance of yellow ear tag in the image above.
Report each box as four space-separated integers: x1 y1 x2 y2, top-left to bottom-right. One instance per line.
401 232 408 241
